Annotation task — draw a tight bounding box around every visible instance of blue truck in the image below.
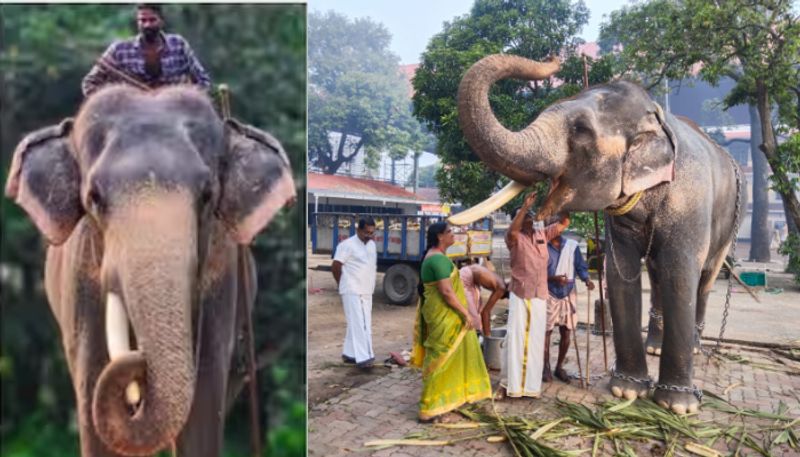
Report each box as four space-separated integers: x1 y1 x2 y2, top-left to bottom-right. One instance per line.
310 212 494 305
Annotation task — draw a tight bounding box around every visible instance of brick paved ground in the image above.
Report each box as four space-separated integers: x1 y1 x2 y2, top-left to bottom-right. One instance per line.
309 332 800 456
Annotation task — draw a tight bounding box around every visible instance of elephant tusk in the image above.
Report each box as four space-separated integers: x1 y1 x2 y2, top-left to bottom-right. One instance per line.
105 292 141 406
448 181 527 225
106 293 131 360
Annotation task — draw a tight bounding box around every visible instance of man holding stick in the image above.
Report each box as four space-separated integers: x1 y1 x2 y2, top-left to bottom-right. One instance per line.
544 213 595 384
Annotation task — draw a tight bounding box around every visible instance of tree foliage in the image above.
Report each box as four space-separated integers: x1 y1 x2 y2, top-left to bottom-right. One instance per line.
308 11 427 175
599 0 800 235
1 5 306 455
412 0 622 238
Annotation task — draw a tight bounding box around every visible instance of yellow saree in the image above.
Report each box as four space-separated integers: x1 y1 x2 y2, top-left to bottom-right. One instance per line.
411 256 491 420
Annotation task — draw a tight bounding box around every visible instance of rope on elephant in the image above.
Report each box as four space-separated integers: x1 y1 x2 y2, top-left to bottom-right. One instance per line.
605 191 644 216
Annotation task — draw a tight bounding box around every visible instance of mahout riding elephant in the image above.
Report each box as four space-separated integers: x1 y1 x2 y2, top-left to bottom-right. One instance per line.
456 55 744 414
5 85 296 456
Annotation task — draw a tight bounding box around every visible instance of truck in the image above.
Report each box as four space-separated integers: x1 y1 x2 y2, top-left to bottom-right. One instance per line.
310 212 494 305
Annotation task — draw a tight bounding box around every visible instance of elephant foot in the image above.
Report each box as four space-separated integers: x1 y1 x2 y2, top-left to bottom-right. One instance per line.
645 310 664 356
653 385 701 415
609 373 650 400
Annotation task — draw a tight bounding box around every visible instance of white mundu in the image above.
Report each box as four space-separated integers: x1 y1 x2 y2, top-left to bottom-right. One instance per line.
334 235 377 364
502 293 546 397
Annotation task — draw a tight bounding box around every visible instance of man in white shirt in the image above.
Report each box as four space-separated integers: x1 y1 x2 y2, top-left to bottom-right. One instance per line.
332 217 378 368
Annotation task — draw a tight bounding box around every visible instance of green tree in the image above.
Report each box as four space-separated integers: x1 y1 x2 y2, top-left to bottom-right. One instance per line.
308 11 426 175
599 0 800 242
412 0 604 209
1 5 306 456
410 163 440 188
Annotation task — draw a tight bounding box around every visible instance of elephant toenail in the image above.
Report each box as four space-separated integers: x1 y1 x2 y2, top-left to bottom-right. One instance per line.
638 391 647 399
646 346 655 354
658 400 669 409
654 348 662 355
688 403 699 413
624 389 637 400
671 404 687 415
611 386 623 397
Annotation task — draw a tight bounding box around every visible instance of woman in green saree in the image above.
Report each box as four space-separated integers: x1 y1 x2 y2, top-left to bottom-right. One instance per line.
411 222 492 421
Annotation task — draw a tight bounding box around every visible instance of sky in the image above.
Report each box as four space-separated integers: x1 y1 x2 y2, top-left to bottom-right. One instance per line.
309 0 629 168
309 0 629 65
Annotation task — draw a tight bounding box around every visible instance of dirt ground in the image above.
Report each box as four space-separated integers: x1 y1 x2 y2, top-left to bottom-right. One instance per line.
307 240 800 407
307 252 417 406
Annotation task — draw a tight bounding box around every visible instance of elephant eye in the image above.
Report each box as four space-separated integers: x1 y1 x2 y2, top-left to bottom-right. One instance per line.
88 186 106 215
630 132 654 150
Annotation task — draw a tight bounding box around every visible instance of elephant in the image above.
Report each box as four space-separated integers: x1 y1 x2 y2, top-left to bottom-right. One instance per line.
4 85 296 456
455 55 744 414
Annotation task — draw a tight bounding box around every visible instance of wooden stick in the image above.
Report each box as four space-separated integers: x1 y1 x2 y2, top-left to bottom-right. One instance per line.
568 305 585 389
723 259 761 303
593 212 609 371
585 288 591 386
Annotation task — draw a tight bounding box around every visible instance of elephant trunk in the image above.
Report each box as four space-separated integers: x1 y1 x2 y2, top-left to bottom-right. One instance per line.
93 189 198 456
457 54 566 185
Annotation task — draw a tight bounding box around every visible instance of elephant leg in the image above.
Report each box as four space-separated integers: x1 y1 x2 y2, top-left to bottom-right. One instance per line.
652 251 702 415
694 243 730 355
644 263 664 356
606 226 649 400
175 252 239 457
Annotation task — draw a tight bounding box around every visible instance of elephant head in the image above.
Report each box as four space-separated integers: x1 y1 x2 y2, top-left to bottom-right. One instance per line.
5 85 296 455
455 54 676 222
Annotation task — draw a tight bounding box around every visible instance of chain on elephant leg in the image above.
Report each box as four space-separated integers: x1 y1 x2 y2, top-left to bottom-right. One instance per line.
609 369 652 400
653 383 702 415
645 307 664 356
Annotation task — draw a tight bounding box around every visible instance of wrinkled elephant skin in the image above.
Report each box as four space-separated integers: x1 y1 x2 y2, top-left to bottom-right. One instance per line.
457 55 744 414
5 85 296 456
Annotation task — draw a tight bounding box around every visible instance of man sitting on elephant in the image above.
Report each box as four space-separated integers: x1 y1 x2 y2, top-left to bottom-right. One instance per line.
82 4 211 96
544 213 595 384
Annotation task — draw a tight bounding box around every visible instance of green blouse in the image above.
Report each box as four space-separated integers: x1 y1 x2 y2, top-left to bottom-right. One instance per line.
421 253 453 283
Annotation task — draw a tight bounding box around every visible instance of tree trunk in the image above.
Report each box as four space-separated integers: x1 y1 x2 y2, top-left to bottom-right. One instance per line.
755 83 800 238
413 152 420 194
784 198 798 236
749 104 771 262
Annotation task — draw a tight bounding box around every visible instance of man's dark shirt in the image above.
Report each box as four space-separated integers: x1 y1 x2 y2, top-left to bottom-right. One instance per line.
82 32 211 96
546 236 590 299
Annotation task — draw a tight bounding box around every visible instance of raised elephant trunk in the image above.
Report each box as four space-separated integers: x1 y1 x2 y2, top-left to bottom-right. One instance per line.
457 55 565 184
93 189 198 456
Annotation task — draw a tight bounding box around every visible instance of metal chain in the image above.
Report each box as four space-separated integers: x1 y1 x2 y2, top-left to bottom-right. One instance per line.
655 383 703 402
611 369 654 389
695 321 705 332
607 218 656 283
717 156 742 351
649 307 663 322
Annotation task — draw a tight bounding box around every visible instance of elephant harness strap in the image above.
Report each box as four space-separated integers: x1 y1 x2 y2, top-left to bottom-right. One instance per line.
605 191 644 217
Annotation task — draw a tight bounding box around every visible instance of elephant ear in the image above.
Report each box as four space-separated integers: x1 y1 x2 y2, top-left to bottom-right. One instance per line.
219 118 296 244
620 103 677 197
4 119 83 245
